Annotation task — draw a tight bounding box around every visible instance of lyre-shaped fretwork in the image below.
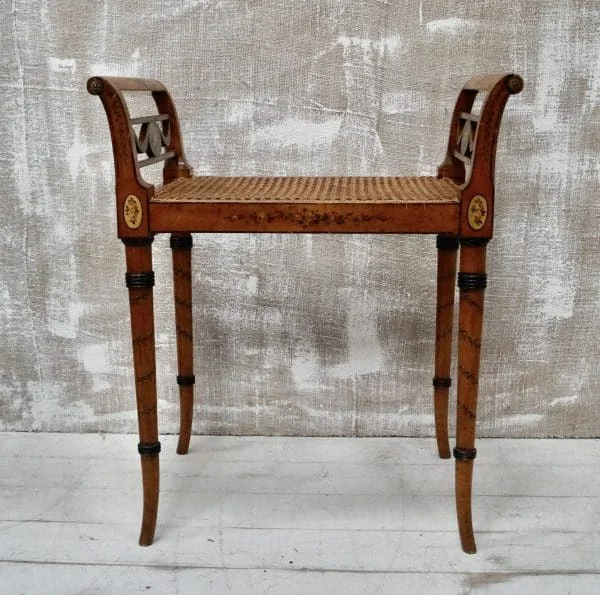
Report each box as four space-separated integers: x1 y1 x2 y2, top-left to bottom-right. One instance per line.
458 120 474 157
454 112 479 163
131 115 173 166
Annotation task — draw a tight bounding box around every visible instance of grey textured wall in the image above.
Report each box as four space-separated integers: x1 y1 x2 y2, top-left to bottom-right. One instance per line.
1 1 599 437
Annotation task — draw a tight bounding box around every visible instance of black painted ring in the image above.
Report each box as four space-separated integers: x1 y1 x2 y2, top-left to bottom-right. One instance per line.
460 237 490 247
170 235 193 250
121 236 154 247
458 272 487 290
138 441 161 455
433 377 452 388
436 235 459 250
453 447 477 461
177 375 196 386
126 272 155 288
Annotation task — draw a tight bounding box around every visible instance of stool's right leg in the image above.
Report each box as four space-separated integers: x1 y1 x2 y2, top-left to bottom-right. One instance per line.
433 235 458 459
124 239 160 546
170 234 195 455
454 238 488 554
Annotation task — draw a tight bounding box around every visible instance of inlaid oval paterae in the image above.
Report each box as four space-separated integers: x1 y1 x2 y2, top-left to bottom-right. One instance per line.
467 194 488 230
124 194 143 229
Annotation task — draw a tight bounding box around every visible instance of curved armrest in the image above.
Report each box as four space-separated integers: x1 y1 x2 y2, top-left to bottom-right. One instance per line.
438 73 523 238
438 73 524 184
87 76 192 238
87 76 168 95
87 76 191 181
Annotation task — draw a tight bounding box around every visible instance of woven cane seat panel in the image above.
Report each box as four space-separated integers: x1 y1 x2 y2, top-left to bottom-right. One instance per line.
152 176 460 204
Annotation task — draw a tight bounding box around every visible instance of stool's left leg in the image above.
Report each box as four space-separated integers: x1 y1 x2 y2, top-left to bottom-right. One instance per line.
433 235 459 459
170 233 195 455
124 239 160 546
454 238 488 554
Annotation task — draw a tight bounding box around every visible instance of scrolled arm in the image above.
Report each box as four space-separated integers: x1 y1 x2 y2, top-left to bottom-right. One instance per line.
88 76 192 239
438 73 523 239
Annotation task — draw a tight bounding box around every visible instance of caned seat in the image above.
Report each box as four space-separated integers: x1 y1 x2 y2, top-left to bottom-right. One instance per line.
152 175 460 203
150 175 461 233
88 73 523 553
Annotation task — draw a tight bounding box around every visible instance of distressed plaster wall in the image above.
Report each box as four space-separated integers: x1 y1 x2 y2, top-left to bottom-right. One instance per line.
1 0 599 436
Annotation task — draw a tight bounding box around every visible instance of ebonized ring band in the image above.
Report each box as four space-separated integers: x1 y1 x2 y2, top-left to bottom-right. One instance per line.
436 235 460 250
170 235 193 250
453 447 477 461
138 442 161 455
122 237 154 247
460 237 490 247
126 272 155 288
177 375 195 386
458 272 487 290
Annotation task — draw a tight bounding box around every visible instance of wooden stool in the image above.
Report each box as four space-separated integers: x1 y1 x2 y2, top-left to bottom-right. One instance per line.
88 73 523 553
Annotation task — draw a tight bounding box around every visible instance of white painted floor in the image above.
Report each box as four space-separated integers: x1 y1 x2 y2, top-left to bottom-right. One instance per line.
1 434 599 594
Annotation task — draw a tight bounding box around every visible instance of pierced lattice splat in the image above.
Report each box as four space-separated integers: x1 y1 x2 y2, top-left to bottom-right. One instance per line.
454 112 479 164
131 115 173 167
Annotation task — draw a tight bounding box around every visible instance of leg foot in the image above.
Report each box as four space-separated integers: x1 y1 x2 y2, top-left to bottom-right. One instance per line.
454 239 487 554
176 383 194 455
139 448 160 546
454 448 477 553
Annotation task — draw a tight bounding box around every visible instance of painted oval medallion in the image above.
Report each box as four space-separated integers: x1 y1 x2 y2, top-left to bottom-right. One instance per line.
123 194 143 229
467 194 487 231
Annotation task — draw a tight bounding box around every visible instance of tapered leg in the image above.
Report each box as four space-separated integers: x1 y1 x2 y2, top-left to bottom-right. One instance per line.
124 240 160 546
454 239 488 554
433 235 458 459
170 234 195 455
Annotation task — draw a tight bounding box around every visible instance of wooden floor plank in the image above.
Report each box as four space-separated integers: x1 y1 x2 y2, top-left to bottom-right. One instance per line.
0 433 599 592
2 562 599 595
1 521 598 573
2 434 599 465
1 445 597 498
1 487 598 533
